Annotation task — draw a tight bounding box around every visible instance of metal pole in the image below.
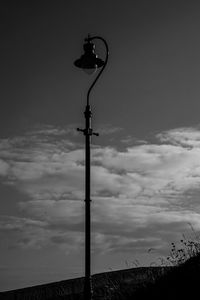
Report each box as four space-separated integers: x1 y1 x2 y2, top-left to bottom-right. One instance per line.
84 103 92 300
78 106 95 300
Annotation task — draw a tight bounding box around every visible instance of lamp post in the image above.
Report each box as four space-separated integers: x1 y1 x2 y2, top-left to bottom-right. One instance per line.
74 35 109 300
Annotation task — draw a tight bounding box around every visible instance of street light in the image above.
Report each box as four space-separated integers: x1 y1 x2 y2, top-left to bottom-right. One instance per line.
74 35 109 300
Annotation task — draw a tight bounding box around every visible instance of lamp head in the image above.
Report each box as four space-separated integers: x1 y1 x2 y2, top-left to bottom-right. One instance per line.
74 38 105 74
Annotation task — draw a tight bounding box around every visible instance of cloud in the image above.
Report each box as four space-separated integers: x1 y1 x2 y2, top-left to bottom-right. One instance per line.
96 124 123 135
0 215 84 252
91 144 200 200
120 135 148 145
157 126 200 147
0 159 9 176
0 216 50 250
1 125 200 257
19 200 84 229
0 216 47 231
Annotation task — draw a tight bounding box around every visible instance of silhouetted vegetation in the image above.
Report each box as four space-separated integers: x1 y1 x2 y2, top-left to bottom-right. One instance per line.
110 234 200 300
133 253 200 300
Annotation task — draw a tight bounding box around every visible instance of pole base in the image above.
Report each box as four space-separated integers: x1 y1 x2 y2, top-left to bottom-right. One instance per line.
84 276 93 300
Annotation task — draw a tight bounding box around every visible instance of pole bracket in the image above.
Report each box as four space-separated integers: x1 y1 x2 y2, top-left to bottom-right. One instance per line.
77 128 99 137
77 127 85 134
93 132 99 136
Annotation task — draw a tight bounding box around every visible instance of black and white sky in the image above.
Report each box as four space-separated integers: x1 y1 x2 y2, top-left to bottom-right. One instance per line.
1 0 200 291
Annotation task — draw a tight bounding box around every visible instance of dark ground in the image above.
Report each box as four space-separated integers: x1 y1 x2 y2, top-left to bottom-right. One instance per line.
133 254 200 300
1 255 200 300
0 266 169 300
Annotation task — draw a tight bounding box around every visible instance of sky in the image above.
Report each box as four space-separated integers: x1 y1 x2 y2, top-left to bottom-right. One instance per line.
1 0 200 291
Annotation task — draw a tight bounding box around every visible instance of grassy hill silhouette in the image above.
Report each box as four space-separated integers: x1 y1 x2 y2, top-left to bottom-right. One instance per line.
133 253 200 300
0 267 168 300
1 253 200 300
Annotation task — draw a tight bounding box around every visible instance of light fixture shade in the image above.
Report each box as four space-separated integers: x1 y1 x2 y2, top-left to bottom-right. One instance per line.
74 40 105 70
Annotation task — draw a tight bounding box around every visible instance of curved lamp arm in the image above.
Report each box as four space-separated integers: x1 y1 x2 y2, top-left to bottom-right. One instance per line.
86 36 109 106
